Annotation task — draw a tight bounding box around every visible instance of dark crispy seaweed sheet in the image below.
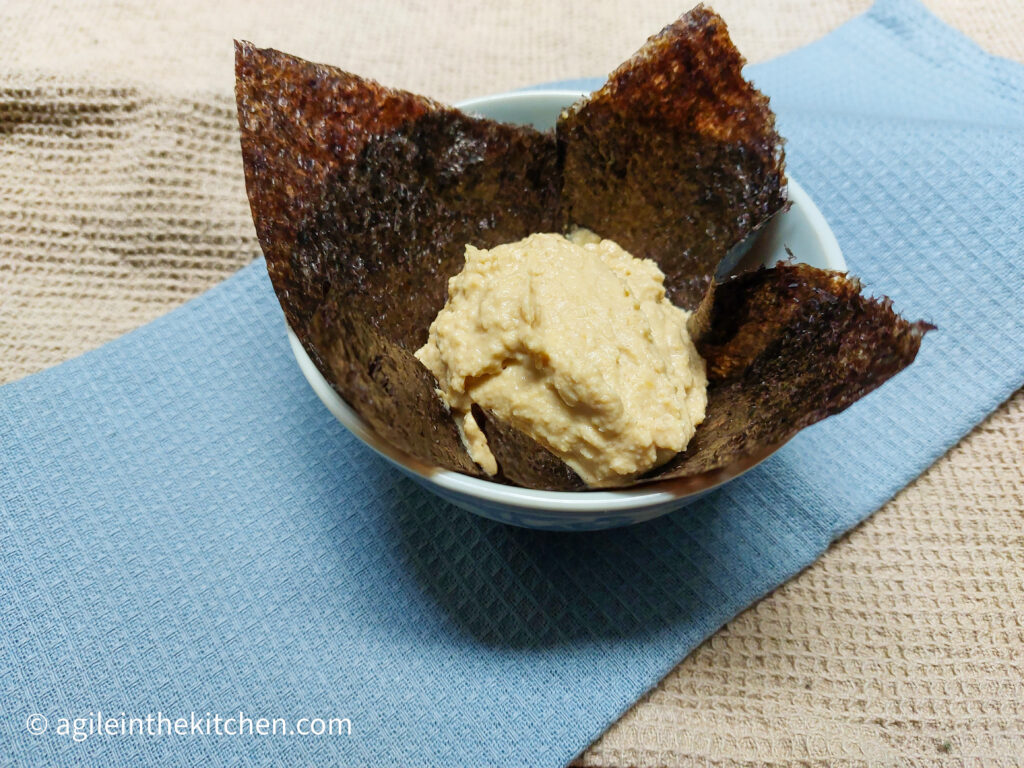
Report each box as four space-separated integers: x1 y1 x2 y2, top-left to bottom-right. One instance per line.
472 406 584 491
234 7 931 492
235 41 559 474
646 264 934 482
557 4 787 311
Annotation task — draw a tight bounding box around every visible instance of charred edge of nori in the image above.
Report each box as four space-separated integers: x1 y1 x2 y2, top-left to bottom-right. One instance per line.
557 4 787 311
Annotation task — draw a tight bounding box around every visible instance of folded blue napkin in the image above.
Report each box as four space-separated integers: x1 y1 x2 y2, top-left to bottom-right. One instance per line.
3 0 1023 765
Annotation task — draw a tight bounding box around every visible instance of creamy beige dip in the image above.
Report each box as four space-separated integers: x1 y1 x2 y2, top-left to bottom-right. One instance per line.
414 230 708 487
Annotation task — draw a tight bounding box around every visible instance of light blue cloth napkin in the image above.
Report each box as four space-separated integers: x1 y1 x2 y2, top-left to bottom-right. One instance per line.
3 0 1023 765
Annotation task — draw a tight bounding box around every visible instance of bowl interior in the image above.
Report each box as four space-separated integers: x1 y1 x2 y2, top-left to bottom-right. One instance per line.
286 89 846 515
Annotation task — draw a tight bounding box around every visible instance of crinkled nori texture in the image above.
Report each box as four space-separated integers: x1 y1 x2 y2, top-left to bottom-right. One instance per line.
235 41 559 474
235 42 438 340
644 264 934 482
557 4 787 311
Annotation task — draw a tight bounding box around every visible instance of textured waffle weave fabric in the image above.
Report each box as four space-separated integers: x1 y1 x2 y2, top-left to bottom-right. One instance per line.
2 1 1023 766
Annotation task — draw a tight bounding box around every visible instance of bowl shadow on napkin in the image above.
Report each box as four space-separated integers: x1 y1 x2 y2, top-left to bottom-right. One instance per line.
386 456 809 648
259 349 783 650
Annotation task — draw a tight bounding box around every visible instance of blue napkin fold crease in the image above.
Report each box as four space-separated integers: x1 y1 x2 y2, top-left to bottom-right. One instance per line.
3 0 1023 765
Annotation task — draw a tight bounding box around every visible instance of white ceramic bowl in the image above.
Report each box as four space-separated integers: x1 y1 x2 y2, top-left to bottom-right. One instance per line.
287 89 845 531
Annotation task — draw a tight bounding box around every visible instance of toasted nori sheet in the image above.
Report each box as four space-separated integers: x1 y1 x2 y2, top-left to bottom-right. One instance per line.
557 4 787 311
235 41 559 474
472 406 584 492
235 42 438 340
235 11 931 492
644 264 934 483
306 293 481 476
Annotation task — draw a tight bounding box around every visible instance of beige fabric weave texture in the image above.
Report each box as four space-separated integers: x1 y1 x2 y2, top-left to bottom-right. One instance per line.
1 1 1022 765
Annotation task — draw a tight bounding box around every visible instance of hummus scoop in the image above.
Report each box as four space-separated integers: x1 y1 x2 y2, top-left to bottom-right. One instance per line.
415 230 709 488
233 4 932 498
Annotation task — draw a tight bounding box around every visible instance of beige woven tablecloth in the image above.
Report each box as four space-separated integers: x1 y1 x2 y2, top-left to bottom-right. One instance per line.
2 1 1022 765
